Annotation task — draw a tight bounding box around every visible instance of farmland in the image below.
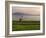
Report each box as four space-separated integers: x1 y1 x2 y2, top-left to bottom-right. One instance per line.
12 21 40 31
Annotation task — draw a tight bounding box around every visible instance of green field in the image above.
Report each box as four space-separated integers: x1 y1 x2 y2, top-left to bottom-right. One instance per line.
12 21 40 31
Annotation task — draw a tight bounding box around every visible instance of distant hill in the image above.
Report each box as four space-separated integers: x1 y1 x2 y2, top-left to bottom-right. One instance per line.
12 12 40 21
12 12 40 16
12 12 32 16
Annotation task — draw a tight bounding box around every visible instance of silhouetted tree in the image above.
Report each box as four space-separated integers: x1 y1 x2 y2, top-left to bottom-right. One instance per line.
19 16 23 22
19 18 22 22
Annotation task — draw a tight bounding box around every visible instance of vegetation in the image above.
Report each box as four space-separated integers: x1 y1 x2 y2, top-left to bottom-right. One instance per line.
12 21 40 31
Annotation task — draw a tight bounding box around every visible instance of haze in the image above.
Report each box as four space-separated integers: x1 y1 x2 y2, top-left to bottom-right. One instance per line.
12 5 42 21
12 6 41 16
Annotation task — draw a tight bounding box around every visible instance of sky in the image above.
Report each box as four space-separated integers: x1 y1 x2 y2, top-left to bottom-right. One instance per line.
12 5 42 21
12 6 41 16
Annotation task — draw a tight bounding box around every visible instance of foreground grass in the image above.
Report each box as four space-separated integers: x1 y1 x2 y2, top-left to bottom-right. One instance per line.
12 25 40 31
12 21 40 31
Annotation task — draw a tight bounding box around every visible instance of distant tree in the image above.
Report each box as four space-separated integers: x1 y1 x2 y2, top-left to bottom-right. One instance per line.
19 18 22 22
19 16 23 22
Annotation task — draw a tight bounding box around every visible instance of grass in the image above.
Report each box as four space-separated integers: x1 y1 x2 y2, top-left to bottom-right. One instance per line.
12 21 40 31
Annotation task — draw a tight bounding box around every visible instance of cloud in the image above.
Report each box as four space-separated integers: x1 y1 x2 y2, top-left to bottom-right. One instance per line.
12 7 40 15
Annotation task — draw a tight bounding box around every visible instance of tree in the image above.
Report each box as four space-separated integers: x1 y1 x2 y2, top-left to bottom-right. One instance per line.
19 16 23 22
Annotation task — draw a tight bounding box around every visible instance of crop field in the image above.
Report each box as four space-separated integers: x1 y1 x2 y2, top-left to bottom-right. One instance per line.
12 21 40 31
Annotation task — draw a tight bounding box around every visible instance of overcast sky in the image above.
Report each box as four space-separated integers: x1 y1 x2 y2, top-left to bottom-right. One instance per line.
12 6 41 15
12 5 42 21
